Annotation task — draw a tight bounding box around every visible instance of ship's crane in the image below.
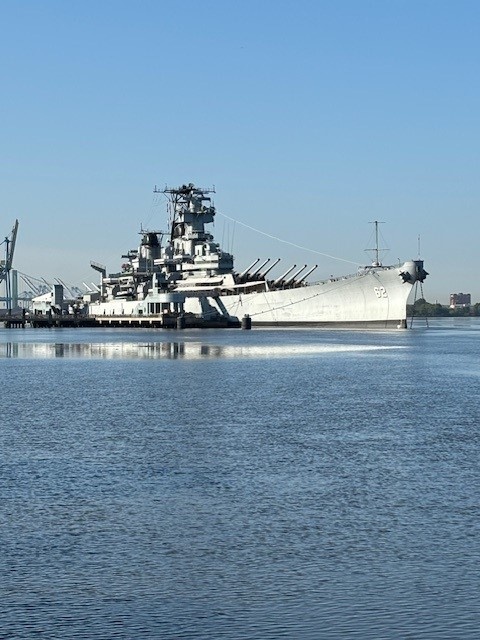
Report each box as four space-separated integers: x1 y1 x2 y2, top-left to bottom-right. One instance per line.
0 220 19 312
90 261 107 278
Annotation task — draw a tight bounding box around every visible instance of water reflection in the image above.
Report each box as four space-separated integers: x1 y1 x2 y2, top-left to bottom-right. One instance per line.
0 341 403 360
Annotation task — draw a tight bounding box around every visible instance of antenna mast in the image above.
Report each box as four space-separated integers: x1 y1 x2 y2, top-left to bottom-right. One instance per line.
368 220 384 267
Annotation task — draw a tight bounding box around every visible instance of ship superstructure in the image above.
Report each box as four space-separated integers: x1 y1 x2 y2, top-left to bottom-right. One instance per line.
87 183 427 328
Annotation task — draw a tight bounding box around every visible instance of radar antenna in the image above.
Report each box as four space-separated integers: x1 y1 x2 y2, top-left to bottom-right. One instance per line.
154 183 216 241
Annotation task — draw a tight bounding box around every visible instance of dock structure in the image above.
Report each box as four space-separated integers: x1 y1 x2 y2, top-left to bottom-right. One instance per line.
28 314 97 328
92 313 240 329
17 278 242 329
3 311 241 329
2 313 27 329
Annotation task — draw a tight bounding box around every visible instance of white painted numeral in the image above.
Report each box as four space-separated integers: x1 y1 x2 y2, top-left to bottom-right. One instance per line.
374 286 388 298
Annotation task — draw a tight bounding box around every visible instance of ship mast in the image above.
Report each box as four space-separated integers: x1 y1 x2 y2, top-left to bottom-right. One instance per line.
154 183 216 241
368 220 384 267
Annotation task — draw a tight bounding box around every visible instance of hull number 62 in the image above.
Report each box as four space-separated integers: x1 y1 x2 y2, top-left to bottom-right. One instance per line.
374 286 388 298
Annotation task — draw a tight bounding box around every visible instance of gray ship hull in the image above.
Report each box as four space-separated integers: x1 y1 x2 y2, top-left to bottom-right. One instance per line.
190 262 417 328
89 261 420 329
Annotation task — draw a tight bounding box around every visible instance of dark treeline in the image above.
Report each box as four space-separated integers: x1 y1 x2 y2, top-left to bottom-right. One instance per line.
407 298 480 317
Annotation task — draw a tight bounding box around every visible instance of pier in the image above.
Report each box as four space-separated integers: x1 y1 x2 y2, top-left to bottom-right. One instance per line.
2 312 242 330
92 314 240 329
2 313 27 329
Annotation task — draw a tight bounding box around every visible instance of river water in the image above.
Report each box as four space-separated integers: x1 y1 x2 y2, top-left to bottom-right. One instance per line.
1 319 480 639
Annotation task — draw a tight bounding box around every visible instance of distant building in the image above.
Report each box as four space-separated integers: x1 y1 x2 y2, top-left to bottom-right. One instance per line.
450 292 471 309
31 284 87 317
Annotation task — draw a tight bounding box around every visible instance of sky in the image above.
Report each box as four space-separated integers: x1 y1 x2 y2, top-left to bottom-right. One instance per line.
1 0 479 303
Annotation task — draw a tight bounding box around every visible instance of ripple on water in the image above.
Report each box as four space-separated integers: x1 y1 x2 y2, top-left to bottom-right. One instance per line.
1 326 480 638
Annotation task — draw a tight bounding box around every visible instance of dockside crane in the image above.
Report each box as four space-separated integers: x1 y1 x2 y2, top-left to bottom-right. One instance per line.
19 273 42 296
0 220 19 312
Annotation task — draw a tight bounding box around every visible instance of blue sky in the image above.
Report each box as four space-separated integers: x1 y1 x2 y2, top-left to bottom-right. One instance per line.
1 0 479 303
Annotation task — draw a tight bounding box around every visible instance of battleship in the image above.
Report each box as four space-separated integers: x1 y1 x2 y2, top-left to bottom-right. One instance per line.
86 183 427 328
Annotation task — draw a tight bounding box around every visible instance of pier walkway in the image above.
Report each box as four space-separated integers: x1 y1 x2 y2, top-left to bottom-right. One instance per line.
2 313 241 330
